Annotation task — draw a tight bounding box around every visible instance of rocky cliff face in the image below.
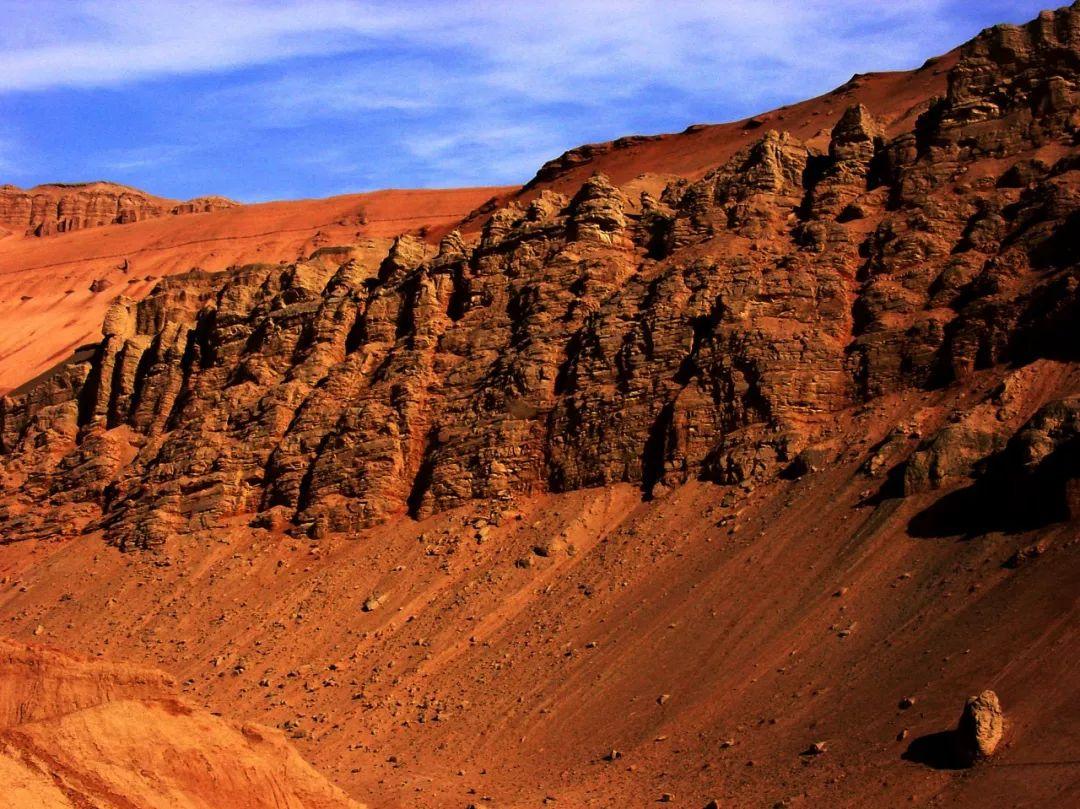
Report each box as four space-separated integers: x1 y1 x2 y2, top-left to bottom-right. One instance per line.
1 4 1078 550
0 182 236 237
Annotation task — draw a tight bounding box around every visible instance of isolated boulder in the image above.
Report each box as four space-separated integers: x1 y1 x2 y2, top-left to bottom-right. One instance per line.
956 690 1004 764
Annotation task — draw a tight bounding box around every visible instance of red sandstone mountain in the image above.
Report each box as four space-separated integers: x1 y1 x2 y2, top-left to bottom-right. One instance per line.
0 27 954 398
1 4 1079 809
0 185 510 394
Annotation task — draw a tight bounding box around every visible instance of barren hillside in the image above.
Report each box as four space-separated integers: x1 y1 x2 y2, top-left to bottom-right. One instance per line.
0 4 1078 808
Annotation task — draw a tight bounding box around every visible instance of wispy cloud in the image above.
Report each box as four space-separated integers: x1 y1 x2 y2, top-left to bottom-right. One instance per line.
97 143 192 173
0 1 419 92
0 0 982 99
0 0 1052 198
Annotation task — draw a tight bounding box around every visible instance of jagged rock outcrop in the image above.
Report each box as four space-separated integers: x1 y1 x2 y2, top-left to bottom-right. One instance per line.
0 182 237 237
1011 396 1080 476
806 103 886 220
901 360 1064 494
170 195 237 215
1 4 1078 548
525 135 664 189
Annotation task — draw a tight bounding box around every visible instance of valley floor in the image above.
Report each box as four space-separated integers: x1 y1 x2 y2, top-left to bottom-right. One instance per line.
1 383 1076 808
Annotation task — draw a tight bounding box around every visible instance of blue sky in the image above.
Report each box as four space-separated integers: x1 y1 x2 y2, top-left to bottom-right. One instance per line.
0 1 1055 202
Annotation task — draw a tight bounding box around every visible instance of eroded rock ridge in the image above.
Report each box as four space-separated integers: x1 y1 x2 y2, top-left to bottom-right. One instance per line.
1 5 1078 548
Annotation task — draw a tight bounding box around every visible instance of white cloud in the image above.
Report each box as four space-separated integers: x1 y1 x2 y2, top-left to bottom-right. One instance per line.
97 143 192 173
397 122 572 187
0 1 973 97
0 0 1049 196
0 1 418 92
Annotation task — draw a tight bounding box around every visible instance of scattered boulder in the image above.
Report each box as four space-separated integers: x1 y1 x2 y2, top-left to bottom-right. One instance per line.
788 444 831 478
903 689 1005 769
362 593 388 612
1003 539 1049 568
533 537 568 557
956 690 1004 764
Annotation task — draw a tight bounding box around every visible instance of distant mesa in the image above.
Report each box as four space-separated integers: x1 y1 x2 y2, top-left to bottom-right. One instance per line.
0 180 238 237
